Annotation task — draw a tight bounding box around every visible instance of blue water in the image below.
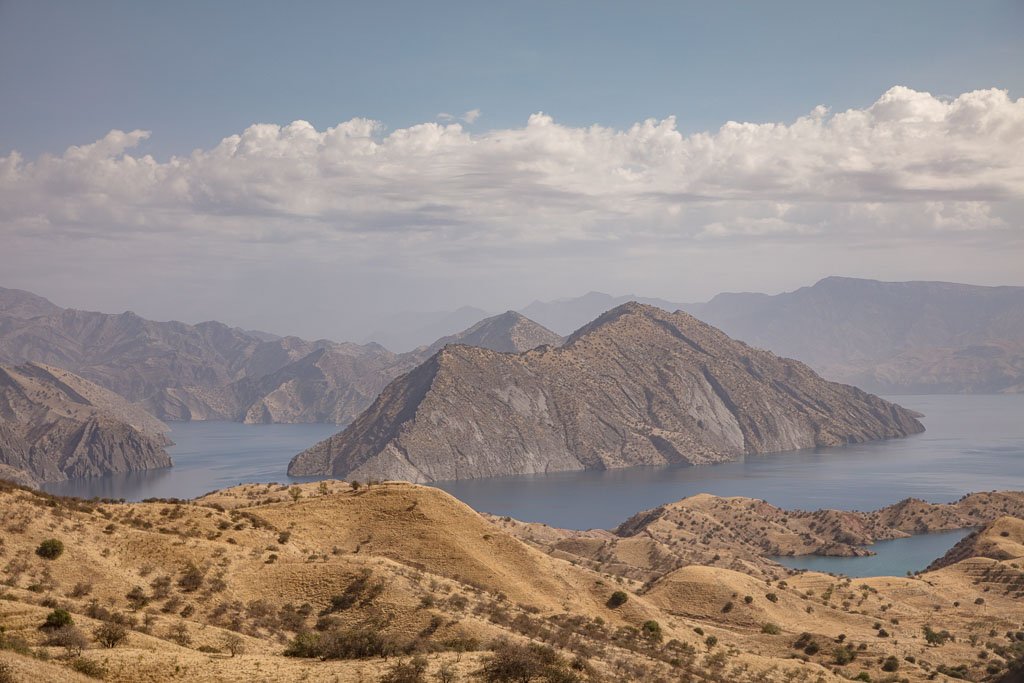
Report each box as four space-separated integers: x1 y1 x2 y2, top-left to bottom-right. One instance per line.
42 396 1024 544
434 394 1024 529
42 421 340 501
770 528 975 578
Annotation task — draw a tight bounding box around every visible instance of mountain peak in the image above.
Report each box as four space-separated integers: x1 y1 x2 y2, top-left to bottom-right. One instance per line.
290 305 923 483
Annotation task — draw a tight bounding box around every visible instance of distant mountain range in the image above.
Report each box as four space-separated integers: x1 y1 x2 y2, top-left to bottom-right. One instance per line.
359 278 1024 394
288 303 923 482
0 288 563 425
2 274 1021 441
0 362 171 485
690 277 1024 394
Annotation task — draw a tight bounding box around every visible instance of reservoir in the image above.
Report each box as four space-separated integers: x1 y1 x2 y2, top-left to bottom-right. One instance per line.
44 395 1024 542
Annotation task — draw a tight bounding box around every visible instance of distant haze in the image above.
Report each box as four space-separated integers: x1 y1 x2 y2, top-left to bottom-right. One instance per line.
1 4 1022 340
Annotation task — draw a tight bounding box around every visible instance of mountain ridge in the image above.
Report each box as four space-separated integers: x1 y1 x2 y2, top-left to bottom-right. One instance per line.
0 362 172 484
289 302 923 481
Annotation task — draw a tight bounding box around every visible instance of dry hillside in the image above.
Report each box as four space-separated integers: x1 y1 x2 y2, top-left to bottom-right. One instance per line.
0 480 1022 682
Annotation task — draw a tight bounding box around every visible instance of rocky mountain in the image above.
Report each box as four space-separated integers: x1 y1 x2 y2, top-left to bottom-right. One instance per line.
519 291 688 335
289 302 923 482
233 312 562 424
690 277 1024 394
414 310 563 357
0 288 562 425
0 362 172 485
0 286 63 319
362 305 491 352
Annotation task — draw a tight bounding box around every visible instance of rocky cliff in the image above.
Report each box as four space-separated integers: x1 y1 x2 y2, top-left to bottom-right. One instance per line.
288 303 924 482
0 362 172 484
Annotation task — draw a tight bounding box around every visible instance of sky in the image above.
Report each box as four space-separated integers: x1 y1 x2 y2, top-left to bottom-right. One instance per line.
1 0 1022 340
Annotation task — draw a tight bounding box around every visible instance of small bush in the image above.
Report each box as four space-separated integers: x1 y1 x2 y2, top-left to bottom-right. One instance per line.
69 657 107 679
36 539 64 560
765 592 779 603
882 655 900 672
45 625 88 656
476 641 576 683
94 622 128 648
380 655 428 683
641 620 663 641
833 644 856 665
761 623 781 635
606 591 628 608
126 586 149 610
177 562 205 592
42 609 74 630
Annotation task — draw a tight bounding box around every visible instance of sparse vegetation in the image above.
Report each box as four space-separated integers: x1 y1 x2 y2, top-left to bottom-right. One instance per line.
35 538 64 559
94 622 128 648
606 591 628 608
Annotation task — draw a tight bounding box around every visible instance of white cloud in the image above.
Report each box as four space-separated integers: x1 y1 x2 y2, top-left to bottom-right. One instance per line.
1 86 1022 337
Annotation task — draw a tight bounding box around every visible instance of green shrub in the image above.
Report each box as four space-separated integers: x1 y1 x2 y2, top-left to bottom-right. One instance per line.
761 623 781 635
36 539 64 560
641 620 662 641
882 655 900 672
42 609 73 630
833 644 856 665
606 591 628 608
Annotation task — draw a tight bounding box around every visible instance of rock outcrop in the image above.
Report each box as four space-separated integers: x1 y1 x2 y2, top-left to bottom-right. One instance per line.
289 302 924 482
0 363 172 484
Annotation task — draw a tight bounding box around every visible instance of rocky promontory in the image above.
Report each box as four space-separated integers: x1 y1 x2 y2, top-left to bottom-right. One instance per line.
289 303 924 481
0 362 172 484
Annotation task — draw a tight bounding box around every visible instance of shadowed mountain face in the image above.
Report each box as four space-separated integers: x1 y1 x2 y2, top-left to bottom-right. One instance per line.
231 311 564 425
0 362 172 484
690 277 1024 394
289 303 923 482
0 290 563 425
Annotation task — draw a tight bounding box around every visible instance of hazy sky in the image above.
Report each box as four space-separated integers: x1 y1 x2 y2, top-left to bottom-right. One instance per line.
1 1 1023 339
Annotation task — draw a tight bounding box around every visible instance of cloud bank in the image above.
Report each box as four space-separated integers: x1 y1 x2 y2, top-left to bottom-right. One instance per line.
1 86 1022 337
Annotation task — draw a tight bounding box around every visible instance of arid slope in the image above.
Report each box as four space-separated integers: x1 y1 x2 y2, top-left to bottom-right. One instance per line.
0 363 172 485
